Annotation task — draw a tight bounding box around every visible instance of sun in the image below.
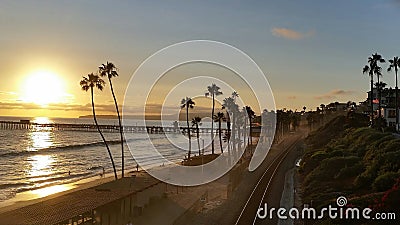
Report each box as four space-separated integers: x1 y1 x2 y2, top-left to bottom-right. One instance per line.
21 70 66 106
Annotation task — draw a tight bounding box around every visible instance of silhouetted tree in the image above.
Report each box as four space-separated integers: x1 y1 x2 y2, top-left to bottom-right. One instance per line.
181 97 195 159
205 84 223 154
80 73 117 180
363 53 385 126
237 110 244 150
245 106 255 146
99 62 125 177
191 116 202 155
213 112 226 154
222 93 239 159
291 111 300 131
388 56 400 130
223 112 231 160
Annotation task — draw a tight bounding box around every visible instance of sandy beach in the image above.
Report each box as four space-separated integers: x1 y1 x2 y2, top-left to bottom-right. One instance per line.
0 155 235 225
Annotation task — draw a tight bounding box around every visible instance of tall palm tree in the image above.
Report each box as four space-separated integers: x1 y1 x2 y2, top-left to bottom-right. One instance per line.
181 97 195 159
222 93 239 159
205 84 223 155
372 54 385 120
80 73 117 180
236 111 244 150
364 53 385 124
99 62 125 177
388 56 400 130
223 112 231 160
191 116 202 155
245 106 255 146
363 65 374 121
213 112 226 154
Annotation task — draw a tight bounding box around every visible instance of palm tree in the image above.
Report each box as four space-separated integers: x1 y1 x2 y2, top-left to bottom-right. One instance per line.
236 110 244 150
372 54 385 120
99 62 125 177
375 81 387 91
80 73 118 180
213 112 226 154
232 91 239 101
205 84 223 155
222 93 239 159
223 112 231 159
363 65 374 121
181 97 195 159
364 53 385 124
388 56 400 130
191 116 202 155
245 106 255 146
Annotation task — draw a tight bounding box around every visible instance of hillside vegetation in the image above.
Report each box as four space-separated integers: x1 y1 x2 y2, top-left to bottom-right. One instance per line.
300 114 400 218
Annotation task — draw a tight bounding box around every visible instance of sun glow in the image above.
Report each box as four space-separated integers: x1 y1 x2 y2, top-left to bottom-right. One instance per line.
21 70 67 106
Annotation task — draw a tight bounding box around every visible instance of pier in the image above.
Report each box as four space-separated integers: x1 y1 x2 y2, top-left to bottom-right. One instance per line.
0 120 228 134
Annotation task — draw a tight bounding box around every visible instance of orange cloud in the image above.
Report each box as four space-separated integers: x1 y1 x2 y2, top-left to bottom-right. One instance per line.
272 28 314 40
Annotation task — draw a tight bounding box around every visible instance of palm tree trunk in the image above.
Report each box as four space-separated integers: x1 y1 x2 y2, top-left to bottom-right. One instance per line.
211 94 215 154
377 75 382 120
237 122 241 151
227 119 231 165
396 69 398 131
370 76 374 124
243 119 246 147
108 78 124 178
91 87 117 180
249 117 252 147
232 113 237 160
197 125 201 155
186 106 191 159
219 120 223 153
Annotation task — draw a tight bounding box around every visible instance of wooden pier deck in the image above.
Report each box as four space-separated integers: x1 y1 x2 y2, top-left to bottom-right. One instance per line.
0 120 228 134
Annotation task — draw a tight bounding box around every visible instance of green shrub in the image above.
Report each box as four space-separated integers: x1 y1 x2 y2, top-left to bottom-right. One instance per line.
335 162 364 179
372 172 399 192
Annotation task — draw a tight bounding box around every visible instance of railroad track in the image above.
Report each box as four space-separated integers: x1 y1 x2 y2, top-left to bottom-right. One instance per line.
235 135 303 225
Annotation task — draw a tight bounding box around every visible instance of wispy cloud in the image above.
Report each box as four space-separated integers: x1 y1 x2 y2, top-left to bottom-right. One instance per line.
314 89 355 100
271 27 314 40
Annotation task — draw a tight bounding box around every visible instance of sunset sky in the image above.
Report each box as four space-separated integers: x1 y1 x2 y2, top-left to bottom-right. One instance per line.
1 0 400 118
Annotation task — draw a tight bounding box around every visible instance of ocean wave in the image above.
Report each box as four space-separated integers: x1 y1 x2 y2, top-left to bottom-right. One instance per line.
0 137 151 158
0 172 93 193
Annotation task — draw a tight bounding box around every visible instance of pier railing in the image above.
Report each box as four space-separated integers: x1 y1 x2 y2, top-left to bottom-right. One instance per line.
0 120 229 134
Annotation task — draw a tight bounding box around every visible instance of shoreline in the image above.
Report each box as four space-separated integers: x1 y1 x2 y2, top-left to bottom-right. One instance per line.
0 168 145 214
0 159 233 225
0 136 261 225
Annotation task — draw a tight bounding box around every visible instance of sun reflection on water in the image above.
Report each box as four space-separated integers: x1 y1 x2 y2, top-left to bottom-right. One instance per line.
29 131 52 151
33 117 52 124
27 155 55 178
28 117 54 151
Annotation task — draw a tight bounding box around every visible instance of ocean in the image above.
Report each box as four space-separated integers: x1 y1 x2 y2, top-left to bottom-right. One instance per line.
0 116 218 202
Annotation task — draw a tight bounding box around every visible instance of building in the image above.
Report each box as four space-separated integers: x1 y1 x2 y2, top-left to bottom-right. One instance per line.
367 87 400 129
